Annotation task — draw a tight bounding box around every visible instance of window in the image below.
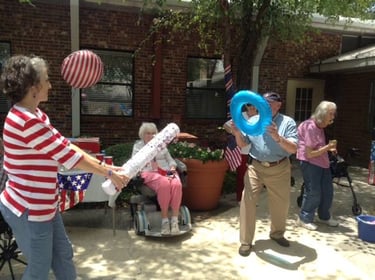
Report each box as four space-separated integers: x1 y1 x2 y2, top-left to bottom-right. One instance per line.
0 42 11 113
81 50 134 116
186 57 226 119
294 87 313 122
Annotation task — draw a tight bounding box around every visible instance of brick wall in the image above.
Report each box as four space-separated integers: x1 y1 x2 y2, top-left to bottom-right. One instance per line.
325 72 374 166
260 32 342 106
0 0 72 133
1 0 373 166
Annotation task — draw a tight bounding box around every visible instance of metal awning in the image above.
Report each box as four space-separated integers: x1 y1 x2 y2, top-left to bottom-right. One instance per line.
310 45 375 73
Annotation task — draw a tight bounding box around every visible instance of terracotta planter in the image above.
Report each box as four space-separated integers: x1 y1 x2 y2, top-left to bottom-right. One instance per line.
181 158 229 211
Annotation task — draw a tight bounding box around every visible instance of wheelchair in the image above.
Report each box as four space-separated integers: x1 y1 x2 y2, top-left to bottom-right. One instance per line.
127 161 192 237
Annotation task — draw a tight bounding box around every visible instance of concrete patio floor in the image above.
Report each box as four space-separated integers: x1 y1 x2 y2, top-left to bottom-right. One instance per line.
1 164 374 280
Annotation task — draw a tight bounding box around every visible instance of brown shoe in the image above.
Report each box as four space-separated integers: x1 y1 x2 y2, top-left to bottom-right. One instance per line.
238 244 252 257
270 236 290 247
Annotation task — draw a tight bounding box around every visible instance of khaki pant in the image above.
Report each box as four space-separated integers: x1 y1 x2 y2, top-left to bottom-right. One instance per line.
240 158 291 245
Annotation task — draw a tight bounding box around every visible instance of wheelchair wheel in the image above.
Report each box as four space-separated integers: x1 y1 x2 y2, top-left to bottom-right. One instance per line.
134 210 147 235
179 205 191 225
352 204 362 216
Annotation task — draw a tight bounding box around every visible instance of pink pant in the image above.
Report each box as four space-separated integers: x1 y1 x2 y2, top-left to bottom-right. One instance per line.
140 171 182 211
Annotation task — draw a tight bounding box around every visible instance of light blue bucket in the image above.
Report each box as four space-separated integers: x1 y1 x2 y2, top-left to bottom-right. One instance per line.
356 215 375 243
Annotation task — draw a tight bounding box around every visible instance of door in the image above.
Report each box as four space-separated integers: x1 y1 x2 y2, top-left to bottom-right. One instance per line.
286 79 325 124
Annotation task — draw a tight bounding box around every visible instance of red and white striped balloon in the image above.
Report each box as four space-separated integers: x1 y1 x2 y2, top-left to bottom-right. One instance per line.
61 50 104 89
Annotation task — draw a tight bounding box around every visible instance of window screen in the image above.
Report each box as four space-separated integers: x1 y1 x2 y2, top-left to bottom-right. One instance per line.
186 57 226 119
81 49 134 116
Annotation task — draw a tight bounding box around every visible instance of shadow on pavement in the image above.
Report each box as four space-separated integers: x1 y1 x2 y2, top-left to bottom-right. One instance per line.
254 239 317 270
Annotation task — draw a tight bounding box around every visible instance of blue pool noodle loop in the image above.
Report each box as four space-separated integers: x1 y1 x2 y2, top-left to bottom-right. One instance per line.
230 90 272 136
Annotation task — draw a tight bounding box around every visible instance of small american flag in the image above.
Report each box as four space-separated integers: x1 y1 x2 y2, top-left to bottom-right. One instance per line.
58 172 93 212
224 62 242 171
224 135 242 171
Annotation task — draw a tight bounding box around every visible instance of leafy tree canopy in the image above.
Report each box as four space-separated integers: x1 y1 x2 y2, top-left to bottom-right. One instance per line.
142 0 375 88
145 0 375 44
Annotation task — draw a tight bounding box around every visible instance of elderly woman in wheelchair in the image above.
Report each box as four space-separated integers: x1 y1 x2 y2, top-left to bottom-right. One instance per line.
131 122 190 236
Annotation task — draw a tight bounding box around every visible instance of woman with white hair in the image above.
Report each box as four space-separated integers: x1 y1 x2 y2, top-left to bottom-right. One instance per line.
296 101 339 231
132 122 182 235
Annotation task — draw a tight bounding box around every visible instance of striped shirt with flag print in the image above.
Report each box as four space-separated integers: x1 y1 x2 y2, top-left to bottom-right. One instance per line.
223 63 242 171
0 105 83 222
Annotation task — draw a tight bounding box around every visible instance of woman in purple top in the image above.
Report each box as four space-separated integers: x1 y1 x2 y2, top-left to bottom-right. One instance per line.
296 101 339 231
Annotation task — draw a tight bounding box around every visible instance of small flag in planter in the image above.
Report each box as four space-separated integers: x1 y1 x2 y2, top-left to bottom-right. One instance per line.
224 135 242 171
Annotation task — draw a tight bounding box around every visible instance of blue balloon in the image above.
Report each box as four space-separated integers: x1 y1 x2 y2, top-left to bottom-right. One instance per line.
229 90 272 136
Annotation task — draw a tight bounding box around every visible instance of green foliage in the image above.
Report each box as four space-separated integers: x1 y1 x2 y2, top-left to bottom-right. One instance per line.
151 0 374 47
142 0 375 88
104 142 134 166
104 142 137 205
116 186 138 206
168 141 225 163
222 170 236 194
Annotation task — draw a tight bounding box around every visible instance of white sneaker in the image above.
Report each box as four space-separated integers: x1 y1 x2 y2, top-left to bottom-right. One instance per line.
161 220 170 235
170 220 180 235
297 217 318 230
316 217 339 227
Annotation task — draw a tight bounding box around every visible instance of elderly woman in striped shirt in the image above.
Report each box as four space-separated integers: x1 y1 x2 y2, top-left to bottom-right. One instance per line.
0 55 129 280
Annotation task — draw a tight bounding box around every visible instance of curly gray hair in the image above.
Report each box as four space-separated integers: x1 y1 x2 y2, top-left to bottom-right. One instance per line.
311 101 337 125
1 55 48 104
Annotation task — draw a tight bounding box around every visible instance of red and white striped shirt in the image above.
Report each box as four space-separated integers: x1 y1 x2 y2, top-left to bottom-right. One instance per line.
0 105 83 222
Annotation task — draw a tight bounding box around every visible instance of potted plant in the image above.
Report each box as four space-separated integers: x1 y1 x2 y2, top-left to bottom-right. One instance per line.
168 141 229 211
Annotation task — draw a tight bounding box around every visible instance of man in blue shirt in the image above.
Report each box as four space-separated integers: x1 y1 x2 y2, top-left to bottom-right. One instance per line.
232 92 298 257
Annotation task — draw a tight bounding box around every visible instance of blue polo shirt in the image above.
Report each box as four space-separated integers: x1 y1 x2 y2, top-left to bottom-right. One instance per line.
244 113 298 162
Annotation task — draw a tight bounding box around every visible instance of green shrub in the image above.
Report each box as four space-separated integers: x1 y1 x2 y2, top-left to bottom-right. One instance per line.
168 141 224 163
104 142 134 166
222 171 236 194
104 142 137 205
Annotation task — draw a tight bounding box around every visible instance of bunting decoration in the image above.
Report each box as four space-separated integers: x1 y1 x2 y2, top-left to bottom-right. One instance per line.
58 172 93 212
